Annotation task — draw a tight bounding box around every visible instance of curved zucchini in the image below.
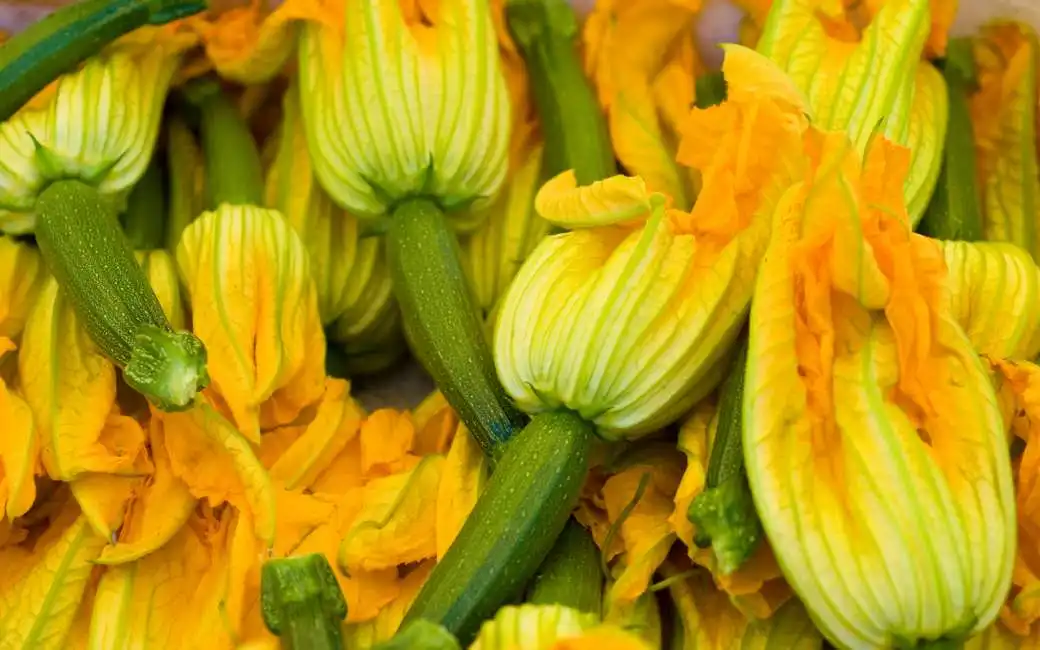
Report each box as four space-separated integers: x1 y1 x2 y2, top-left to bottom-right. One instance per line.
0 0 207 123
402 410 593 644
35 178 208 411
526 519 602 616
387 198 528 460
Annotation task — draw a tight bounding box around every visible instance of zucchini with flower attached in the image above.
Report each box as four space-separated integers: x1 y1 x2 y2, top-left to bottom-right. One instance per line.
261 554 347 650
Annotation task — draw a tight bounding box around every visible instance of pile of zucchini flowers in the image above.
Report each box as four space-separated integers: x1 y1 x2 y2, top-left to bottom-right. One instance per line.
1 0 1040 647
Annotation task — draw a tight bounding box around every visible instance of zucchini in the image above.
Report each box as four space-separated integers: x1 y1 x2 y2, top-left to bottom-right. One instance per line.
402 410 594 644
916 40 983 243
34 178 208 411
526 519 603 616
0 0 207 123
261 554 347 650
387 198 527 460
505 0 616 182
687 333 761 575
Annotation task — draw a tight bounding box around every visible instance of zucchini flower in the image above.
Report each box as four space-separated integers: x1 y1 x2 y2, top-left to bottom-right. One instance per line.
969 22 1040 260
468 603 651 650
756 0 947 223
744 131 1015 647
461 139 551 320
295 0 524 459
266 81 404 375
177 81 325 439
0 24 197 234
582 0 702 208
296 0 509 218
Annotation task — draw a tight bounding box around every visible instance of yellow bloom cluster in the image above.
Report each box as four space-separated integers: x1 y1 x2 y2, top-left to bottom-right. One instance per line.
3 0 1040 648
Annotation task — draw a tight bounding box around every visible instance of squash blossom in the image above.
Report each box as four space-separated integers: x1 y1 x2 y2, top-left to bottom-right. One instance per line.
0 24 197 234
468 603 652 650
756 0 947 223
266 80 404 375
744 128 1015 646
495 45 808 439
969 21 1040 260
582 0 702 208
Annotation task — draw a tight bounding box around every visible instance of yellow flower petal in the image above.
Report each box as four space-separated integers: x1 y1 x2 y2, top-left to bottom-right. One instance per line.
342 560 435 646
462 140 551 316
19 278 118 480
360 409 419 479
534 172 662 229
0 339 36 521
340 455 444 572
70 473 138 542
965 620 1029 649
412 391 458 456
176 203 326 439
971 21 1040 260
670 400 713 549
553 625 656 650
268 379 363 490
0 26 197 233
582 0 701 207
0 235 44 337
436 422 488 559
744 131 1015 646
602 590 661 648
95 421 196 565
136 249 186 331
903 63 949 223
665 564 749 650
739 597 823 649
187 0 302 84
296 0 510 217
0 502 105 649
941 240 1040 359
160 402 277 548
470 604 598 650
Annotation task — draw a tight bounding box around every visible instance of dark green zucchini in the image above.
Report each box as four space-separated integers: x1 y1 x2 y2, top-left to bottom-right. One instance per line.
687 333 761 575
121 156 166 251
526 519 603 616
261 554 347 650
402 410 594 644
387 198 527 461
34 178 208 410
0 0 207 123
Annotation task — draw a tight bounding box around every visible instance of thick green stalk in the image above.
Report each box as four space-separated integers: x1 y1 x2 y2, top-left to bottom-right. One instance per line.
35 179 208 410
687 333 761 575
185 79 264 209
403 410 594 645
0 0 207 122
526 519 602 616
121 156 166 250
695 71 728 109
261 554 346 650
387 198 526 459
506 0 616 183
917 40 983 242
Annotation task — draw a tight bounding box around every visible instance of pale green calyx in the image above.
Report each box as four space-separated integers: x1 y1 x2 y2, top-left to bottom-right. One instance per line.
124 325 209 412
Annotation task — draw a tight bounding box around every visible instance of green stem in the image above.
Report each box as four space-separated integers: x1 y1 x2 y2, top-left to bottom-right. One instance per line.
687 333 761 575
916 41 983 243
261 554 346 650
403 410 594 645
164 116 203 250
506 0 616 183
695 71 728 109
185 78 264 208
526 519 602 616
0 0 207 123
121 156 166 250
387 198 526 460
35 178 208 411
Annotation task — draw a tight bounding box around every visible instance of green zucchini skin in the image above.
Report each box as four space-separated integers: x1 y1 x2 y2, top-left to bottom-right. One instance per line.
526 519 603 617
35 178 208 411
0 0 207 123
402 410 593 645
688 333 761 575
916 41 983 243
261 554 346 650
387 198 527 460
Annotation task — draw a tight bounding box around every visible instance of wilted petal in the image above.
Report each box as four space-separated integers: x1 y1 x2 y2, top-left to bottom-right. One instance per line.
341 560 435 646
176 203 325 439
340 455 444 572
0 339 36 520
159 402 277 548
0 235 44 337
187 0 304 84
744 131 1014 647
0 502 105 649
136 249 186 331
359 409 420 479
19 278 118 479
296 0 510 218
412 391 458 456
970 22 1040 259
665 564 749 650
670 400 713 549
436 422 488 558
0 26 197 233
